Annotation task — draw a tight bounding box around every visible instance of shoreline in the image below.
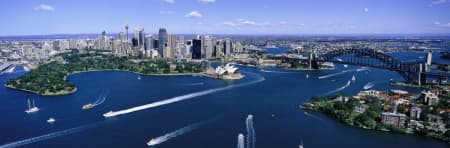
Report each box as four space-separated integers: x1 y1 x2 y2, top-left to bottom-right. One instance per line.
300 102 450 144
7 69 204 96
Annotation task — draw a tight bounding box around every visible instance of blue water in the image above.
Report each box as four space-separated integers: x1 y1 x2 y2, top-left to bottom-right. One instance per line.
0 64 447 148
264 47 290 54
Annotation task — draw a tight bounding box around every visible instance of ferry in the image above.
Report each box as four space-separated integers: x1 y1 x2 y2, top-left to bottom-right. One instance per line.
47 118 56 123
82 103 93 110
25 99 39 114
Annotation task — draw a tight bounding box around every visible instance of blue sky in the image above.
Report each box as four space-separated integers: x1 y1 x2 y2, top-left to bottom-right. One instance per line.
0 0 450 35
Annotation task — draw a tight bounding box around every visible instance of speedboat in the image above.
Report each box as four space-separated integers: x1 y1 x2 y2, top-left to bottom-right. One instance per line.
47 118 56 123
82 103 93 110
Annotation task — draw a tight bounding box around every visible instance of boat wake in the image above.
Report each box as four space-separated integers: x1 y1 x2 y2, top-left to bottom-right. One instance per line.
304 112 325 122
183 82 204 86
322 80 351 96
318 67 368 79
363 81 377 90
0 122 101 148
261 69 295 74
103 72 265 118
356 67 369 72
92 90 109 107
318 70 353 79
147 118 216 146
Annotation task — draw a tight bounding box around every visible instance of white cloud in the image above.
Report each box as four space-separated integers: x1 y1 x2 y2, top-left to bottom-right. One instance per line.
221 19 273 28
198 0 216 4
279 21 288 25
162 0 175 4
434 21 450 27
34 4 55 12
432 0 448 5
364 8 369 12
185 11 202 18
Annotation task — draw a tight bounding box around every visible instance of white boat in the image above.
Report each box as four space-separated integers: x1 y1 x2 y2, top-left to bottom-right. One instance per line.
23 66 30 72
25 99 39 114
306 74 309 79
299 139 304 148
47 118 56 123
147 138 158 146
343 64 348 68
352 75 356 81
137 76 141 80
103 111 116 118
336 58 343 62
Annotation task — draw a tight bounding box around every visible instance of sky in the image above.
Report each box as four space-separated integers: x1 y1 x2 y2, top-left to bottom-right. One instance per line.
0 0 450 36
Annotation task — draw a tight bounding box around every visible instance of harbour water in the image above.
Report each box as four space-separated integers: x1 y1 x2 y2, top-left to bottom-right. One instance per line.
0 58 449 147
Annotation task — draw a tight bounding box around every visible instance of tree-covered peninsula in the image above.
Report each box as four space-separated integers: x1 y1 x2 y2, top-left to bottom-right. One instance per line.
6 49 205 96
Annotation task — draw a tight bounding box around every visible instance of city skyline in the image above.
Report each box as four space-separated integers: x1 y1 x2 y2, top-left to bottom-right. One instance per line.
1 0 450 36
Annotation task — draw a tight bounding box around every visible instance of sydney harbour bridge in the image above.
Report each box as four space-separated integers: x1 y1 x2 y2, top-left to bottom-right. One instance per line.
268 48 449 84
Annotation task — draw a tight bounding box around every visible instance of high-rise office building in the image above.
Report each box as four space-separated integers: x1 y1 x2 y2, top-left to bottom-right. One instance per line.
192 39 202 59
138 29 145 47
165 34 176 59
204 36 213 59
215 41 222 57
158 28 168 58
224 39 231 56
145 36 154 51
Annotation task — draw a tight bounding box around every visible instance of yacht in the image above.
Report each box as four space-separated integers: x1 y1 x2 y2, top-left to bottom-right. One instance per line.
47 118 56 123
25 99 39 114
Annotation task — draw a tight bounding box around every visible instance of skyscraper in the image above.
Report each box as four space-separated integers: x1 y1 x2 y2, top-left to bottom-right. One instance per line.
192 39 202 59
165 34 176 59
138 29 145 47
158 28 168 58
204 36 213 59
224 39 231 56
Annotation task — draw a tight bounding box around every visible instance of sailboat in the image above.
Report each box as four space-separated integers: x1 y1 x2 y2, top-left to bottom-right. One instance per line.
352 75 356 81
25 99 39 114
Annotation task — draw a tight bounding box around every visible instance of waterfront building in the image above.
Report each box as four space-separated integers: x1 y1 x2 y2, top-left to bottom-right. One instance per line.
421 90 440 106
410 106 422 120
381 112 407 128
158 28 168 58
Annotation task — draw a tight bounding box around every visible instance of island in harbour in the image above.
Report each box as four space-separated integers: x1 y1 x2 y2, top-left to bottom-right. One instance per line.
5 49 205 96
